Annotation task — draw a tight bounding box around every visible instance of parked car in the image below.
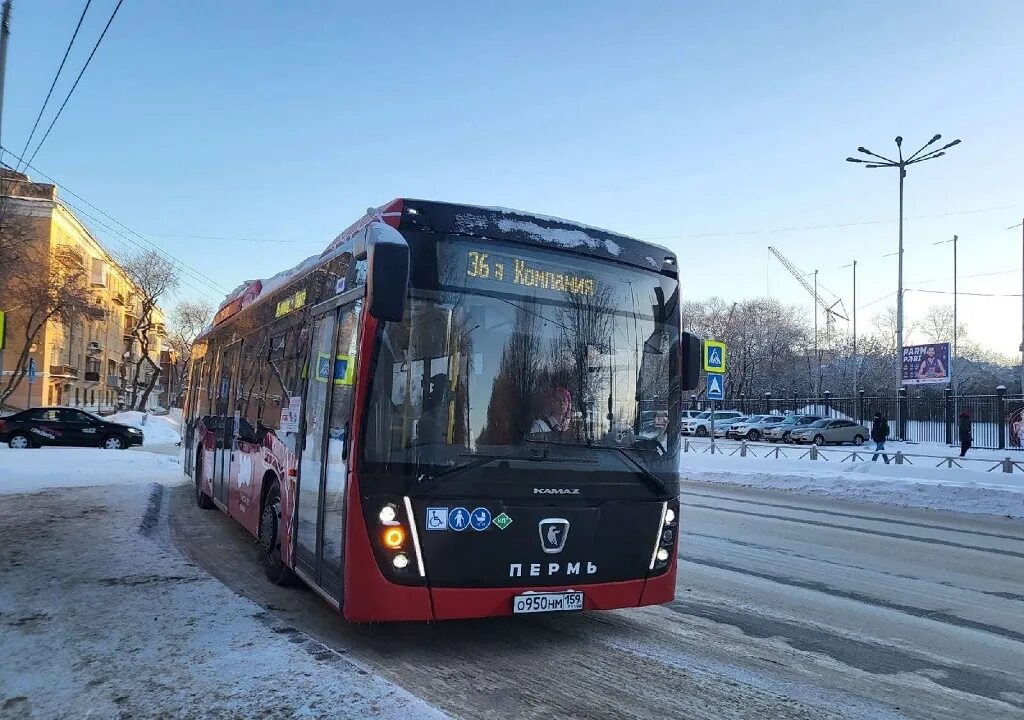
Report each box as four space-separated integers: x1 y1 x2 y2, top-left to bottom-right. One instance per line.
763 414 824 443
681 410 704 423
639 409 669 438
681 410 743 437
790 418 869 446
716 416 751 438
728 414 786 441
0 407 144 449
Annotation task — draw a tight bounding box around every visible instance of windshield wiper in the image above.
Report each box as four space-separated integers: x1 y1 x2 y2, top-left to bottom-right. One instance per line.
416 454 501 486
610 446 669 496
525 439 669 496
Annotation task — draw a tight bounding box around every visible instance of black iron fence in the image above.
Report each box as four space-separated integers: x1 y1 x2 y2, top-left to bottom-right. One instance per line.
687 388 1024 450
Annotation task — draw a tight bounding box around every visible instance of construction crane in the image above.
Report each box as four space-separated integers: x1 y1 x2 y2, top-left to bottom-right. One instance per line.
767 246 848 327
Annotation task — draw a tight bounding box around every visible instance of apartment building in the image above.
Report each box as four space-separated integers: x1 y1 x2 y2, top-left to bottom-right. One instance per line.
0 169 167 412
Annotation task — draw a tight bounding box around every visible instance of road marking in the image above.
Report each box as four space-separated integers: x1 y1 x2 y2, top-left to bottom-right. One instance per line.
682 502 1024 559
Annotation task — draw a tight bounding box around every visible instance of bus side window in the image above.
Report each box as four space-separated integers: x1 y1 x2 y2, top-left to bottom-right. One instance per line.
239 328 266 435
262 331 289 432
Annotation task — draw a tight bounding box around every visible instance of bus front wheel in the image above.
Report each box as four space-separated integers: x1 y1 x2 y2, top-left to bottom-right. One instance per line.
259 481 296 586
194 453 214 509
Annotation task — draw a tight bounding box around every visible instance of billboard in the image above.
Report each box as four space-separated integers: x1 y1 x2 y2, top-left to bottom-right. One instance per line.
901 343 950 385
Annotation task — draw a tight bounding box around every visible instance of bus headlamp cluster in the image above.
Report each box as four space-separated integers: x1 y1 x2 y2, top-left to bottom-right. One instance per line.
375 499 425 578
649 500 680 572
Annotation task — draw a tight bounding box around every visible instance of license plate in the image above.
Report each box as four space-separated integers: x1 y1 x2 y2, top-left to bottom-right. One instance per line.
512 591 584 614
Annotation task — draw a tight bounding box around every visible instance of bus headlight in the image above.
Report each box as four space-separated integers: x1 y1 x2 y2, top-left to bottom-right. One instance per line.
379 504 398 524
648 499 680 573
392 553 410 569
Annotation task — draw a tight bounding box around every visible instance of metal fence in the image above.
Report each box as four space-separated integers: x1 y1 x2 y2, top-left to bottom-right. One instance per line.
687 388 1024 450
682 438 1024 473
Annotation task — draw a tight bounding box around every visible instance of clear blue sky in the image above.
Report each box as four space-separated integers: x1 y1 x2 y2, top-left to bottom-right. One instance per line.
5 1 1024 357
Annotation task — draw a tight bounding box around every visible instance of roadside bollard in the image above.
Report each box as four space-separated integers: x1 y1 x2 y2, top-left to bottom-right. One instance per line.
895 451 904 465
740 441 748 458
684 439 691 453
810 446 818 460
1004 458 1014 474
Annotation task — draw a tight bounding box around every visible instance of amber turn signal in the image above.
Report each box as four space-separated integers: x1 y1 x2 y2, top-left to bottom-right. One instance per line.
383 527 405 549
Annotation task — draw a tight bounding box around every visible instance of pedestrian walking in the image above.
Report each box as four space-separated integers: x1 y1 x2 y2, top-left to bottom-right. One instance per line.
958 410 973 458
870 412 890 464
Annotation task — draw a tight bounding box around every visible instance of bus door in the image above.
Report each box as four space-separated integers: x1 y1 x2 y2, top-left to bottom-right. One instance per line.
182 356 205 478
295 298 362 601
214 340 241 506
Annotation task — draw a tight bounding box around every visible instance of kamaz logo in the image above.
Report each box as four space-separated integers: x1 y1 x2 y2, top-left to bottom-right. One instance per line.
533 488 580 495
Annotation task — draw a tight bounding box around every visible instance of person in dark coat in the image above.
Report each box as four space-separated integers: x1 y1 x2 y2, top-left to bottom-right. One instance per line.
958 410 973 457
870 412 890 464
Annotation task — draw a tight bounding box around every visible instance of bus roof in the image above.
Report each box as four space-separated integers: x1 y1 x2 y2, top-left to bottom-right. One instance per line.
207 199 678 335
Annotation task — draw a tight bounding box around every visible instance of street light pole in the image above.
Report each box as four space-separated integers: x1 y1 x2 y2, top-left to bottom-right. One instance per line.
897 149 905 384
847 134 962 438
853 259 857 394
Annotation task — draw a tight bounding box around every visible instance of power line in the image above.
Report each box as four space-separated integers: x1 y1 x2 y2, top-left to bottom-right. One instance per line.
142 232 305 244
640 203 1021 241
3 144 229 296
15 0 93 172
25 0 125 167
58 195 224 300
909 288 1023 299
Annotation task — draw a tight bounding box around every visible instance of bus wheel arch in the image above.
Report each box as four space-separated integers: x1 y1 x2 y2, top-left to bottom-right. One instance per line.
258 476 296 586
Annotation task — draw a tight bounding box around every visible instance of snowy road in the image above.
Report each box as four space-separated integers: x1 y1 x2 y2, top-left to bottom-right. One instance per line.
168 479 1024 720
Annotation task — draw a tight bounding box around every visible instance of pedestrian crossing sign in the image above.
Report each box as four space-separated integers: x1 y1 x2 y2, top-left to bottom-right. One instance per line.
706 373 724 400
703 340 726 373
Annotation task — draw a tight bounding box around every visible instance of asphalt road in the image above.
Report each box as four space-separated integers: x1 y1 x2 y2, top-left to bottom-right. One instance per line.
168 480 1024 720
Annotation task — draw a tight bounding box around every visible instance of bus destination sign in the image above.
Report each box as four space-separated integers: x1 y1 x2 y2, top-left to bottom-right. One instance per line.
459 248 596 297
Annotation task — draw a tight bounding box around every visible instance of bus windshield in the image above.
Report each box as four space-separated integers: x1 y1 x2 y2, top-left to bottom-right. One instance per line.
363 235 680 491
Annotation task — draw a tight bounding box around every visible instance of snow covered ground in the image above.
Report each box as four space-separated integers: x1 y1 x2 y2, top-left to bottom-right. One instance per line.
680 440 1024 518
0 447 182 495
106 409 182 445
0 449 447 718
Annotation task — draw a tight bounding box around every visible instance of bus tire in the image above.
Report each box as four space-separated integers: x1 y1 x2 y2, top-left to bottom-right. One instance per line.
259 481 296 586
195 453 214 509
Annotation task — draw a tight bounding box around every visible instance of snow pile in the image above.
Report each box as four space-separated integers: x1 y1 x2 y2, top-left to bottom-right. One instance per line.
680 449 1024 518
107 410 181 444
0 447 182 495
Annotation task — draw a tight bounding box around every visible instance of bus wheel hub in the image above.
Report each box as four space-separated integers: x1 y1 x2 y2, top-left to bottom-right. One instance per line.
260 504 278 553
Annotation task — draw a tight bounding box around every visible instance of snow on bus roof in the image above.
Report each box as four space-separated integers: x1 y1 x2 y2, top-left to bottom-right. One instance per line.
204 201 673 335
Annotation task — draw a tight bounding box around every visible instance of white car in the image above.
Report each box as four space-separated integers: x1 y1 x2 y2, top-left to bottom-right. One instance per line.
728 414 787 441
681 410 743 437
716 416 752 438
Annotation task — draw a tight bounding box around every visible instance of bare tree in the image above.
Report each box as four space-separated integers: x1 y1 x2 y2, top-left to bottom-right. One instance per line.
166 298 214 407
0 218 92 408
119 250 179 410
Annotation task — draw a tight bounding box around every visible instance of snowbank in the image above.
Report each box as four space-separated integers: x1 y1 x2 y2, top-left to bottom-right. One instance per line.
680 447 1024 518
0 447 182 495
107 410 181 444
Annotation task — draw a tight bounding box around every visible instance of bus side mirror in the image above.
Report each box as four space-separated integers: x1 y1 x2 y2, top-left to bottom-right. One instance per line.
364 222 410 322
681 332 702 391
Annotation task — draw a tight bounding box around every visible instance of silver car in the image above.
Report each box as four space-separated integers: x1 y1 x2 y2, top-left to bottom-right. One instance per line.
763 415 824 443
790 418 870 446
729 414 786 441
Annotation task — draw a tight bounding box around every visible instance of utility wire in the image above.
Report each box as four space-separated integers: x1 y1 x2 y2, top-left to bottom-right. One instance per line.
909 288 1023 298
641 203 1021 241
58 195 224 300
24 0 125 168
142 232 304 244
3 144 229 295
15 0 94 173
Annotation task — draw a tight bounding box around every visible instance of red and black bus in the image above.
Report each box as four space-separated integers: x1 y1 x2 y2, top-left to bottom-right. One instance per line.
181 199 700 621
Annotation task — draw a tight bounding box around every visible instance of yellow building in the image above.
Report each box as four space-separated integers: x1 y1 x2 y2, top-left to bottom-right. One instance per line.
0 169 168 412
